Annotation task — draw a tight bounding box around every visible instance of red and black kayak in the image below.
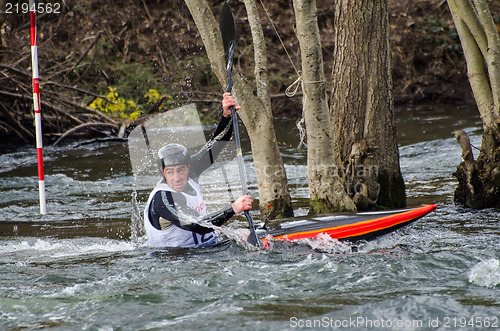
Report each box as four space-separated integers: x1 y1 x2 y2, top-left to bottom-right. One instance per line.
260 204 437 244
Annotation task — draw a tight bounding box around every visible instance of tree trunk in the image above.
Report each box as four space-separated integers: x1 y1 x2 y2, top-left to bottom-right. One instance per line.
1 0 6 62
330 0 406 210
184 0 293 220
242 0 271 108
293 0 356 213
0 0 5 24
447 0 500 208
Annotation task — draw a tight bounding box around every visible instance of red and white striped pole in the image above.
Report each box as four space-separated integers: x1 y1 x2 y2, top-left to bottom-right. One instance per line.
29 0 46 215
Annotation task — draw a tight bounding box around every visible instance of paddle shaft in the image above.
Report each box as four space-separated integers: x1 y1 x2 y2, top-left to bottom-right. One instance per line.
221 2 261 247
226 69 259 246
225 51 248 195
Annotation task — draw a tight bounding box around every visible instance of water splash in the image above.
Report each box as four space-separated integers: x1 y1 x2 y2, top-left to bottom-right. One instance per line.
130 191 146 243
264 232 354 254
215 226 262 251
299 233 355 253
468 259 500 288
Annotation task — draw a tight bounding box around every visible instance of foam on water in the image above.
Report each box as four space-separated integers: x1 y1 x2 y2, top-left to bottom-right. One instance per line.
0 237 137 262
469 259 500 288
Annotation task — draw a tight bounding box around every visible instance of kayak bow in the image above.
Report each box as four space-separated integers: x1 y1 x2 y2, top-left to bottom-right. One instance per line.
261 204 437 244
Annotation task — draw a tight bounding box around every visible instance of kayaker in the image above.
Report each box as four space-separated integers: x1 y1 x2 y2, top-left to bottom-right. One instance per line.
144 93 253 248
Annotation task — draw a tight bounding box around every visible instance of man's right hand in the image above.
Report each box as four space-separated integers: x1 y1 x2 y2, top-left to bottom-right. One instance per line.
222 92 241 118
232 195 253 213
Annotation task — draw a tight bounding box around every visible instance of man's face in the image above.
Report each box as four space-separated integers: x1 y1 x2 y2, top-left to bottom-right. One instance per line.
163 164 190 192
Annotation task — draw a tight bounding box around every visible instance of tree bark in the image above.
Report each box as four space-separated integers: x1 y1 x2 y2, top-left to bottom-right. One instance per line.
184 0 293 220
242 0 271 108
0 1 5 27
330 0 406 210
447 0 500 208
293 0 356 213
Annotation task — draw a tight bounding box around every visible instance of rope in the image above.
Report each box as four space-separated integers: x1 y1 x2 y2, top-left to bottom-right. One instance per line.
258 0 300 76
285 75 327 97
258 0 327 150
258 0 327 95
258 0 307 150
285 74 302 97
296 117 307 150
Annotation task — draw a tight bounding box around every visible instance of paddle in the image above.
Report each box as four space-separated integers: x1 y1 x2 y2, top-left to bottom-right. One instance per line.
220 2 262 248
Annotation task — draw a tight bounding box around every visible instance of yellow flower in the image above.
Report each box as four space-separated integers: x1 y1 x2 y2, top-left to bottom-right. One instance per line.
144 89 160 104
129 111 141 121
91 86 172 121
89 97 104 110
126 100 139 111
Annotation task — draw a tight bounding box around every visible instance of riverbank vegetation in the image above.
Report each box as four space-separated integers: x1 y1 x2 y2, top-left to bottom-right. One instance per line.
2 0 496 143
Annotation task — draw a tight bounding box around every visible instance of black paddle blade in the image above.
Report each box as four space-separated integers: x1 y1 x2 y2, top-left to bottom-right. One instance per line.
220 2 236 62
247 231 260 247
245 211 263 248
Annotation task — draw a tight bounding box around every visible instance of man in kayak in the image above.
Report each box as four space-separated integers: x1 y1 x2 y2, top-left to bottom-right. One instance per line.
144 93 253 248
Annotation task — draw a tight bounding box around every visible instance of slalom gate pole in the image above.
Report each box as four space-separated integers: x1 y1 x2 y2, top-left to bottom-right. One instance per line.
29 0 46 215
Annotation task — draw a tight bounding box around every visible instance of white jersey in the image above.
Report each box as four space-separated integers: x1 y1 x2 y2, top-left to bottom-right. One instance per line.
144 178 218 247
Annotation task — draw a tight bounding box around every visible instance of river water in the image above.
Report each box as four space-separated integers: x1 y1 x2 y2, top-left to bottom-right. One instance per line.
1 105 499 330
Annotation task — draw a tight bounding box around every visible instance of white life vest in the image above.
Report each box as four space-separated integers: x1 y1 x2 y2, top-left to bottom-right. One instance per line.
144 178 218 247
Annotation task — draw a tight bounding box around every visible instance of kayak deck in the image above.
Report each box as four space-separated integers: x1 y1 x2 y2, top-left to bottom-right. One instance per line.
261 204 437 243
